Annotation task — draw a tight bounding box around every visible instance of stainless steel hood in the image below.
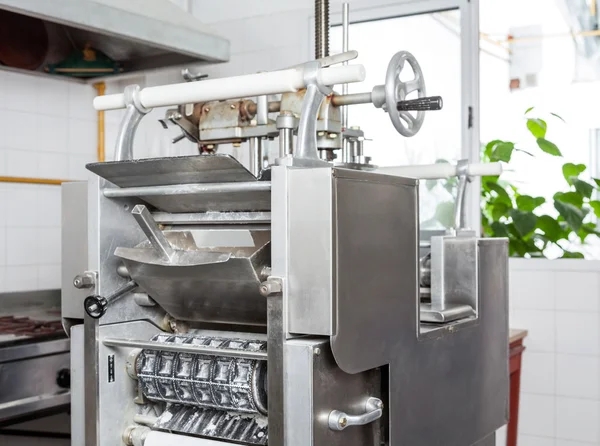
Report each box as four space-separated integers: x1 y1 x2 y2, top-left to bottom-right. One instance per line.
0 0 230 75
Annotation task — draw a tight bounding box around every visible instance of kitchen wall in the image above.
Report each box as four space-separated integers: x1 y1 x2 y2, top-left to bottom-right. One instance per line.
506 259 600 446
0 71 98 293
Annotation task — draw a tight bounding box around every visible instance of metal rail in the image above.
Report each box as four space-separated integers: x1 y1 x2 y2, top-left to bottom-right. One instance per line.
102 338 268 360
103 181 271 198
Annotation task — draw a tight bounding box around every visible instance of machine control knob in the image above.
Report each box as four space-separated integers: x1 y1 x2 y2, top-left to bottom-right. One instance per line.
83 280 138 319
397 96 443 112
84 295 109 319
56 368 71 389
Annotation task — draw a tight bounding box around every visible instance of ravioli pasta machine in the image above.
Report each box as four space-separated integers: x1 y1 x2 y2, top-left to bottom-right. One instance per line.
61 23 509 446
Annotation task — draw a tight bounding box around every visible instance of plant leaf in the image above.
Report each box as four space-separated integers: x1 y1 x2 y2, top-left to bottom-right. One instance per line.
555 191 584 207
490 141 515 162
510 209 537 237
491 221 509 237
562 163 586 185
590 200 600 218
492 202 510 220
484 140 503 160
573 178 594 198
516 195 545 212
551 112 565 122
554 200 586 232
486 181 512 205
537 215 563 242
527 118 547 139
594 178 600 187
537 138 562 156
525 107 534 115
562 251 584 259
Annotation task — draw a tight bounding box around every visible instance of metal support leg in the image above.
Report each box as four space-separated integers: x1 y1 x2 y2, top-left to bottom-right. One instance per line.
267 294 284 446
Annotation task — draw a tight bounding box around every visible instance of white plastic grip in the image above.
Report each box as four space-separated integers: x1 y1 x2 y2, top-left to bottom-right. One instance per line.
93 64 366 111
376 162 502 180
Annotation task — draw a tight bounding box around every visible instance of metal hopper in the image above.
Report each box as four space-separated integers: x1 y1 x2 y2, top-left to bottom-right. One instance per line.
114 205 270 326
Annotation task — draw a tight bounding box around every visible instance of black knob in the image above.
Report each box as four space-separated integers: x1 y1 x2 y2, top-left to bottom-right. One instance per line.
56 368 71 389
397 96 443 111
84 295 108 319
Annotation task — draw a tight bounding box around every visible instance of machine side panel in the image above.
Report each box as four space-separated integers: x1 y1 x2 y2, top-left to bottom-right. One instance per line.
286 167 334 336
331 169 419 373
61 181 88 320
388 239 509 445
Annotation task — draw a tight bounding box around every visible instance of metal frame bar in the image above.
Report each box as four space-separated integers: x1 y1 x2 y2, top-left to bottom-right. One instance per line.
102 338 268 361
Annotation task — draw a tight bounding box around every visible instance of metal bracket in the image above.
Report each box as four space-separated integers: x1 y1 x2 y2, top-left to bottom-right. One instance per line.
453 159 472 232
328 397 384 431
292 61 332 166
114 85 152 161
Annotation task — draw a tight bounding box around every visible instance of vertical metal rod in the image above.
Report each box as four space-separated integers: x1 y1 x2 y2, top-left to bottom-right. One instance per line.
279 128 293 158
249 137 263 176
315 0 330 59
257 95 269 125
131 205 174 260
341 3 350 163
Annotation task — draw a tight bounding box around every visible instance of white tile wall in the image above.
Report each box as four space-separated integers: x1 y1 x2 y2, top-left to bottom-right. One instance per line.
0 71 97 292
507 259 600 446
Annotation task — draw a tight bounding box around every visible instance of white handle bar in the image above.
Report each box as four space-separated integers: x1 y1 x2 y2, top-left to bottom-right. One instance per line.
376 162 502 180
93 65 366 111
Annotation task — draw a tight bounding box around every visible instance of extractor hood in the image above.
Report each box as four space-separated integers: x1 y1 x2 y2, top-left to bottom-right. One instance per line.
0 0 230 77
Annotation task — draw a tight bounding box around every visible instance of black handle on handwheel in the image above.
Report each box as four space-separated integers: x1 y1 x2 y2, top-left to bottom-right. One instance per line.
397 96 443 111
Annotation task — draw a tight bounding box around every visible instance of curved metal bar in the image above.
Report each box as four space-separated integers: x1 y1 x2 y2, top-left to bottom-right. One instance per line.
114 85 152 161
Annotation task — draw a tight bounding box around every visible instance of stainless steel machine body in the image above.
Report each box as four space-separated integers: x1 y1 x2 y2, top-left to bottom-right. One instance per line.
62 4 508 444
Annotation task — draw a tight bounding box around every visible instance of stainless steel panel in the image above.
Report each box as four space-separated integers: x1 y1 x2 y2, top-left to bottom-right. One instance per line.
0 338 68 363
331 169 419 373
386 239 509 445
87 155 257 188
286 167 334 336
62 181 88 321
97 320 159 446
0 345 70 424
284 339 380 446
430 234 478 315
267 295 284 446
71 324 85 446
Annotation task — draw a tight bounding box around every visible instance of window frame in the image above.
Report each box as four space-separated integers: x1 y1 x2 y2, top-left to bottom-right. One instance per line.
311 0 481 231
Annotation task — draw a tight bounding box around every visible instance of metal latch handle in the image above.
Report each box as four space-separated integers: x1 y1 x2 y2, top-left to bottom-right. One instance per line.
328 397 383 431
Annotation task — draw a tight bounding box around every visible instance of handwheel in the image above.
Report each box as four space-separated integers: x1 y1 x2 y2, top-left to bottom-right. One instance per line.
385 51 427 137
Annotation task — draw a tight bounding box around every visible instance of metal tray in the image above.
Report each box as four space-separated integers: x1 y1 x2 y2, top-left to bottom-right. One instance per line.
87 155 271 213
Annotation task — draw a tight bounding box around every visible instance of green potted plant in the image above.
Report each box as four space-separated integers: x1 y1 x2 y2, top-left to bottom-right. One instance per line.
430 108 600 258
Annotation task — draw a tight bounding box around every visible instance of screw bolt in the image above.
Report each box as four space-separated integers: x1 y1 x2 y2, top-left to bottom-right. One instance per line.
339 417 347 428
230 104 236 109
73 273 94 289
204 107 210 113
314 347 321 356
